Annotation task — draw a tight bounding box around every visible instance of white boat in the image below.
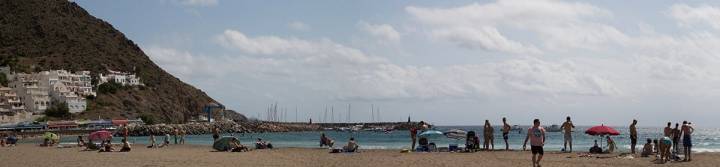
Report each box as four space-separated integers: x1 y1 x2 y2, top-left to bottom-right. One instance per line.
545 124 562 132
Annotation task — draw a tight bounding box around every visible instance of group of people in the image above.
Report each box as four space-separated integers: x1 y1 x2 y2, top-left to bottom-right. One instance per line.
319 133 359 153
640 121 695 163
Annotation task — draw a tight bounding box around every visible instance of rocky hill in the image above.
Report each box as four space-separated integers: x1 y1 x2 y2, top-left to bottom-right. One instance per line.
0 0 245 123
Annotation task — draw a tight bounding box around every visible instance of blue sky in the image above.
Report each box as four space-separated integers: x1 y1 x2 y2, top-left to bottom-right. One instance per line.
74 0 720 127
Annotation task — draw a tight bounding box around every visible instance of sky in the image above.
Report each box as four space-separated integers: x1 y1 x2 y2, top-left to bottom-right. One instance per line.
72 0 720 127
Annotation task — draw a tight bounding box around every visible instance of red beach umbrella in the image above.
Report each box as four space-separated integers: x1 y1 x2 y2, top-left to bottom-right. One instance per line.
585 124 620 136
89 130 113 141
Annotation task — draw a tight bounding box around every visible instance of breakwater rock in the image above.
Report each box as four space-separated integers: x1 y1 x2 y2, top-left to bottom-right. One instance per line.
126 121 421 136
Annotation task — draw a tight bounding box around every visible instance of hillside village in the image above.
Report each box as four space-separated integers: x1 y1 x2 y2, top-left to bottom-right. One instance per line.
0 66 142 124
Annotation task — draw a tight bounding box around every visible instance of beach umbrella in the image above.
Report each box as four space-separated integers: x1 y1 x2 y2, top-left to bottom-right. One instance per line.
585 125 620 136
43 132 58 140
88 130 113 141
418 130 444 138
443 129 467 140
213 136 238 151
585 124 619 149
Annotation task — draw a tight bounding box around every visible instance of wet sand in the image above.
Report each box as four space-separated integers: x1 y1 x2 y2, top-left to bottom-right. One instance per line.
0 144 716 167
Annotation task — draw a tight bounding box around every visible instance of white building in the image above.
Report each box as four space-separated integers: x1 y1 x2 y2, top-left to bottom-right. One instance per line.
41 70 95 97
9 73 50 114
0 87 34 124
98 70 143 86
48 82 86 113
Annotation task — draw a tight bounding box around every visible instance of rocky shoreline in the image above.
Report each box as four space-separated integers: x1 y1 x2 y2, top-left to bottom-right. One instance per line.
125 121 420 136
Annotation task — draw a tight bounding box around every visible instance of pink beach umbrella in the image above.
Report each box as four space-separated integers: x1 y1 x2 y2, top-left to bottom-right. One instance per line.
88 130 113 141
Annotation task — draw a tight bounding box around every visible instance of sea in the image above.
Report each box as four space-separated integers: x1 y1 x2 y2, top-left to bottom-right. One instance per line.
38 126 720 152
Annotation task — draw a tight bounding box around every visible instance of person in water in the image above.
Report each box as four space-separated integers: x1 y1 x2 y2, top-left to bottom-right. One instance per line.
502 117 511 151
523 119 546 167
483 120 494 151
560 116 575 152
629 120 638 154
681 121 695 161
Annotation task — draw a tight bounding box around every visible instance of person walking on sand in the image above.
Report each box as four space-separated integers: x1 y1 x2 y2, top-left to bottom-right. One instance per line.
523 119 546 167
560 116 575 152
483 120 494 150
681 121 695 161
629 119 638 154
502 117 511 150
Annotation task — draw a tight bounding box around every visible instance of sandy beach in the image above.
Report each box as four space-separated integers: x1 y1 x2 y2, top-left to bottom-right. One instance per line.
0 144 716 167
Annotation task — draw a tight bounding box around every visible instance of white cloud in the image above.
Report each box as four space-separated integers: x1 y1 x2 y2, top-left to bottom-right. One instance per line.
406 0 627 53
358 22 401 41
179 0 218 7
208 29 618 100
288 21 310 31
669 4 720 30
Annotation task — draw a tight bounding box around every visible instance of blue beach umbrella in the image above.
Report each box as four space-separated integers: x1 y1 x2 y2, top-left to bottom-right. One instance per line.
418 130 444 138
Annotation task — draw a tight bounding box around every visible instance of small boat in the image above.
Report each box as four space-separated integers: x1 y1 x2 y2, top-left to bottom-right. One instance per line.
545 124 562 132
511 125 522 131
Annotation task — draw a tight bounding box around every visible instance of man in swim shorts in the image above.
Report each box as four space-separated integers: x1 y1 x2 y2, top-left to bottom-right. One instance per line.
523 119 545 167
560 116 575 152
681 121 694 161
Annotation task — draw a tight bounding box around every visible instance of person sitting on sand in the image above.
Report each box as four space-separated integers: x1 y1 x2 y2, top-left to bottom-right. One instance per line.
100 140 115 152
417 137 429 152
652 139 658 154
41 138 51 147
120 139 131 152
320 133 334 148
77 136 86 147
255 138 273 149
5 134 17 147
85 139 100 151
589 140 602 154
230 138 249 152
343 137 359 152
606 136 616 153
641 138 653 157
465 131 478 152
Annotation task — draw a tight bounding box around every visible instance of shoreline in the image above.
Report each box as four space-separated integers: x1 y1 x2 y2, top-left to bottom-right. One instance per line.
0 143 717 167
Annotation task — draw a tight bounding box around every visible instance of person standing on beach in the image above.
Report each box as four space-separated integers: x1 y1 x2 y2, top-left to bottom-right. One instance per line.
663 122 672 137
672 123 681 153
560 116 575 152
122 126 129 141
173 128 179 144
502 117 511 150
179 129 186 145
629 119 638 154
523 119 545 167
212 127 220 141
681 121 695 161
410 123 418 151
483 120 494 150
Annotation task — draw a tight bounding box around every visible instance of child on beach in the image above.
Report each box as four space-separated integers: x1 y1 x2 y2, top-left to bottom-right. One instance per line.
606 136 616 153
523 119 545 167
